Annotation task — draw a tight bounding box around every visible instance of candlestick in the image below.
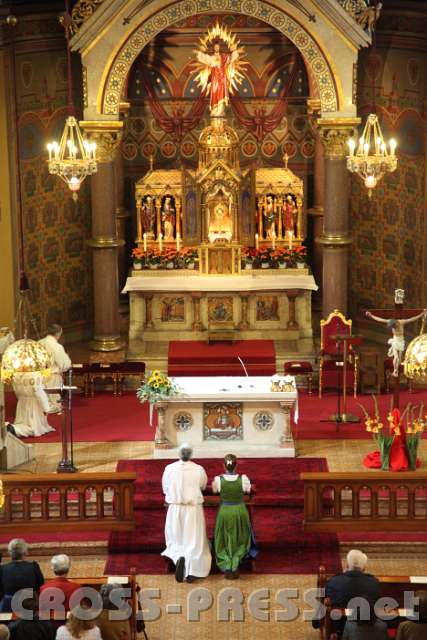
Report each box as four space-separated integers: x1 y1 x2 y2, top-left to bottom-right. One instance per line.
272 231 276 250
288 231 293 250
158 233 163 252
255 233 259 250
176 233 181 252
143 233 147 252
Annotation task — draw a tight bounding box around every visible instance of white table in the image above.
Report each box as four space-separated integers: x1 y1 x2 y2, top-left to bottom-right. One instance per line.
153 376 297 458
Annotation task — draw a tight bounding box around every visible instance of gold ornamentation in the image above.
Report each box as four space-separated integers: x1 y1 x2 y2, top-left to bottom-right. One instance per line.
404 333 427 383
318 119 360 158
71 0 105 34
1 339 51 383
102 0 338 116
82 66 88 108
80 121 123 163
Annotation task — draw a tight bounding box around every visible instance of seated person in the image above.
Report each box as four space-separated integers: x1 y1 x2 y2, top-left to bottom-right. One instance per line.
313 549 380 636
0 539 44 612
96 583 132 640
8 596 55 640
56 610 102 640
397 590 427 640
0 626 9 640
343 599 388 639
39 554 81 622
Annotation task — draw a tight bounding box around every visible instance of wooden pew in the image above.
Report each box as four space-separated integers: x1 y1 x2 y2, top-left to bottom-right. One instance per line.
317 565 427 640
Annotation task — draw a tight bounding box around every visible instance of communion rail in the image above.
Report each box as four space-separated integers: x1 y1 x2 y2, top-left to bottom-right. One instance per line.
301 472 427 532
0 473 136 533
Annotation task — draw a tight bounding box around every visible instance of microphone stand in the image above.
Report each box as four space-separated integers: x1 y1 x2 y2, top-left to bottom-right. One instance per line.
46 372 78 473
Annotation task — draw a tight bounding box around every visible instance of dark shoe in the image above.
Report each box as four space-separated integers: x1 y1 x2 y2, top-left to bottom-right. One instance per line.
175 557 185 583
6 423 17 437
186 575 196 583
225 570 233 580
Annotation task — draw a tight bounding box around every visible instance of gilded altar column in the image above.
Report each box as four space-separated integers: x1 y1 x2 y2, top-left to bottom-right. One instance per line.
81 121 124 351
307 100 325 301
114 139 131 299
317 119 359 318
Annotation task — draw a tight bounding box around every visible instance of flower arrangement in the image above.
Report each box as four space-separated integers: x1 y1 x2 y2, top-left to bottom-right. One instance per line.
178 247 198 267
136 370 180 405
294 245 307 264
130 246 198 269
131 248 144 264
360 396 425 470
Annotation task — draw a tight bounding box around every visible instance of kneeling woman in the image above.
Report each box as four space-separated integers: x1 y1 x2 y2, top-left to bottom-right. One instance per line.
212 454 256 579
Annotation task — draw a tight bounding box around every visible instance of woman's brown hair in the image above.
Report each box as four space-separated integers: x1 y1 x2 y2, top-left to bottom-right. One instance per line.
67 612 97 638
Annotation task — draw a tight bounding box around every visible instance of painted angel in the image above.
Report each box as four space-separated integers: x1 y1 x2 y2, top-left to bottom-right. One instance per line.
193 25 246 117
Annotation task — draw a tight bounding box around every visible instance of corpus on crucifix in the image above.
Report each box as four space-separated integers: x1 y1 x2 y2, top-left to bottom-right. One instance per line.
193 22 247 117
366 289 426 407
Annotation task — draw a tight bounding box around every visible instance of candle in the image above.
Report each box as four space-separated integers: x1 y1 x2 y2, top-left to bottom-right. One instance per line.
143 233 147 252
176 233 181 252
389 138 396 156
158 233 163 252
47 143 52 160
272 231 276 250
288 230 293 250
348 139 355 157
255 233 259 250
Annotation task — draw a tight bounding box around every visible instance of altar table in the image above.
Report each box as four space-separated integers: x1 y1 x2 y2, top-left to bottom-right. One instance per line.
153 375 297 458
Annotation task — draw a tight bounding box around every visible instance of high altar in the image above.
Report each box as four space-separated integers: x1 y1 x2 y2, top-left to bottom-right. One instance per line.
123 23 317 369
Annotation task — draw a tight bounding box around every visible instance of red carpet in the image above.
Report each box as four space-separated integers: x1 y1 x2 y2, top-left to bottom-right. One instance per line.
105 457 341 575
5 388 427 444
168 340 276 376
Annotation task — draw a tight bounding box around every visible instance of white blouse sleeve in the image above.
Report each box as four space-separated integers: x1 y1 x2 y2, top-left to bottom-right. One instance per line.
241 474 251 493
212 475 221 494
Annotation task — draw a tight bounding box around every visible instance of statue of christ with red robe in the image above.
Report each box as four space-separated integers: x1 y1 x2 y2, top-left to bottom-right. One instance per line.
194 24 246 118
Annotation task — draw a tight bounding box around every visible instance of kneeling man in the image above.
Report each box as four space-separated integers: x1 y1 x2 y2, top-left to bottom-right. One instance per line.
161 443 211 582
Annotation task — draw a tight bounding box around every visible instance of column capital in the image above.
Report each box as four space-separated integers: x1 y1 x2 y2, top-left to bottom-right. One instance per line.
317 118 360 159
80 120 123 162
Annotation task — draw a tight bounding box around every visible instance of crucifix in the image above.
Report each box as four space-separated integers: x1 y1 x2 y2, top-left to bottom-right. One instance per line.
366 289 426 409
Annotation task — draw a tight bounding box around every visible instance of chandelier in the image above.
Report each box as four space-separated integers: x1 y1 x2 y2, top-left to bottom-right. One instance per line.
1 338 51 384
347 114 397 197
47 116 97 200
46 0 97 199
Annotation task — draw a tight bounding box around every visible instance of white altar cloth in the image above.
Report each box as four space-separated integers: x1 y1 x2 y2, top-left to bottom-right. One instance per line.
123 273 318 293
153 376 297 458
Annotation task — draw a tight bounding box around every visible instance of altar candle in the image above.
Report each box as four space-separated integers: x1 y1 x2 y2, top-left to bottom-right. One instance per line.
255 233 259 250
47 143 53 161
272 231 276 250
158 233 163 252
176 233 181 252
288 230 293 250
143 233 147 252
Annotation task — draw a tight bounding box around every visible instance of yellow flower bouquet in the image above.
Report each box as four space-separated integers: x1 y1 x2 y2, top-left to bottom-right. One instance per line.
136 370 180 405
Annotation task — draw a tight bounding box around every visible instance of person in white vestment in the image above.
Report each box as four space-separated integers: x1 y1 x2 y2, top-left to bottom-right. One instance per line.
11 372 55 437
161 442 212 582
39 324 71 412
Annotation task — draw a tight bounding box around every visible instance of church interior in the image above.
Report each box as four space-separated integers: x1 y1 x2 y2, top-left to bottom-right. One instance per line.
1 0 427 638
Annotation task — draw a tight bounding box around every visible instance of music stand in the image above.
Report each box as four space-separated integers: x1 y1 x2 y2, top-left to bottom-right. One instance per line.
323 334 362 428
46 369 78 472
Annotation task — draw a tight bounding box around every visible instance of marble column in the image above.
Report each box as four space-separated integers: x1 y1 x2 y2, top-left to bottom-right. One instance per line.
317 119 359 318
81 121 124 351
286 290 300 330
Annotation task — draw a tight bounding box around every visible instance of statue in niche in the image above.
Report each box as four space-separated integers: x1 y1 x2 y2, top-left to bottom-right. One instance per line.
161 195 176 241
283 194 297 236
141 195 156 238
263 194 276 239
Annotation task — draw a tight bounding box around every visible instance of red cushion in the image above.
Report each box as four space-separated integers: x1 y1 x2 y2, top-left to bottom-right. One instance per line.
284 361 313 374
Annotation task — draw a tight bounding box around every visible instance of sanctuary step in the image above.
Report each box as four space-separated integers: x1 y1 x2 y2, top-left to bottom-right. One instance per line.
167 339 276 376
105 457 340 576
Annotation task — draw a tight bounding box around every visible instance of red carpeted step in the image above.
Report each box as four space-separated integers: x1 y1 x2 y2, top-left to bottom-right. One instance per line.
106 457 341 575
168 340 276 376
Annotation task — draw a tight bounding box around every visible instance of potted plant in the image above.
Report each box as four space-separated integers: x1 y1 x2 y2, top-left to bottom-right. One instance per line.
241 247 255 270
272 247 288 269
179 247 198 269
148 248 161 269
257 247 272 269
294 245 307 269
162 247 177 269
131 247 144 270
405 404 425 470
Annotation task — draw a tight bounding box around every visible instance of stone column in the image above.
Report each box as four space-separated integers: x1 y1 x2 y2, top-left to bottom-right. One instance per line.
192 293 202 331
144 294 154 329
317 119 359 318
279 402 294 450
154 402 171 448
286 290 300 329
81 121 124 351
239 293 250 330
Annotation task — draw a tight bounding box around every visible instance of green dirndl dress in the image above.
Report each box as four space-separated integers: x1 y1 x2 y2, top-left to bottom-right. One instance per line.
214 475 252 573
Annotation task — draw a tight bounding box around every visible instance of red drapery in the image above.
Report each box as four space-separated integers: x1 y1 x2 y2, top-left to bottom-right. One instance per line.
363 408 420 471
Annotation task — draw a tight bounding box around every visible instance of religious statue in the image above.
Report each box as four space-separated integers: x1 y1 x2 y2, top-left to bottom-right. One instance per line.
161 195 176 241
366 308 427 377
141 195 156 238
263 195 276 239
283 194 297 235
194 22 246 118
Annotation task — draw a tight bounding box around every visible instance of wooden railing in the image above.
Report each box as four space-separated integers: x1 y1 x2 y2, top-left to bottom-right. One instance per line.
0 473 136 533
301 472 427 532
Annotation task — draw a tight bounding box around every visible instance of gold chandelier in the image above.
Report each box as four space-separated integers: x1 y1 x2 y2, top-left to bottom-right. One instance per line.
1 338 51 384
46 1 97 199
347 114 397 197
47 116 97 200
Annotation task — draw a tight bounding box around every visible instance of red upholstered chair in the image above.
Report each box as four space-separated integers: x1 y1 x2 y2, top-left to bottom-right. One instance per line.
284 361 313 394
318 309 358 399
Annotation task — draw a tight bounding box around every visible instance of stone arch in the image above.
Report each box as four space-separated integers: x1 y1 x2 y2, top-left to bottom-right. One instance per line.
101 0 340 117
